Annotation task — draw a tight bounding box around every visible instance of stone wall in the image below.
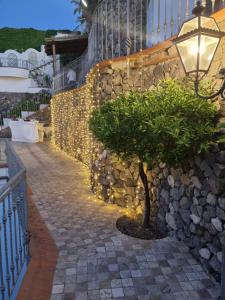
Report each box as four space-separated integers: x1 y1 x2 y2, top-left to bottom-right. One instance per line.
52 10 225 279
154 148 225 280
0 92 39 114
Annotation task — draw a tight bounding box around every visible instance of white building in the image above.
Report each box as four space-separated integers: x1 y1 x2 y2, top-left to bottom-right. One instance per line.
0 47 55 93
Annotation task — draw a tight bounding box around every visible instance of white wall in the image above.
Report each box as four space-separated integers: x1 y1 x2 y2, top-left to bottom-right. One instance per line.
0 77 47 93
0 67 29 78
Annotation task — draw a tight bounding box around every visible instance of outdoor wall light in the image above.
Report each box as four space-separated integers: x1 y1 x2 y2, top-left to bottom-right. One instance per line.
174 1 225 99
81 0 88 8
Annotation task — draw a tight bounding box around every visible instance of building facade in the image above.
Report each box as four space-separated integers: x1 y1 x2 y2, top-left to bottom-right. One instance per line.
0 47 53 94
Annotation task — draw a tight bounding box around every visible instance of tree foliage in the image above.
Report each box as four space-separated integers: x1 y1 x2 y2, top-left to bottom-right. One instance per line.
90 79 217 167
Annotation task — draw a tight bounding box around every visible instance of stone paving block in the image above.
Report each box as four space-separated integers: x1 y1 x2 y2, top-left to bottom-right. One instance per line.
50 294 64 300
180 281 193 291
123 287 136 297
88 281 99 290
76 274 88 283
64 283 76 294
66 268 76 276
52 285 64 294
74 291 88 300
111 287 124 297
88 289 100 300
121 278 133 287
63 293 76 300
120 270 131 278
130 270 142 278
108 264 119 272
100 288 112 298
175 273 188 282
99 279 111 289
74 282 88 292
185 272 200 281
111 279 122 288
145 254 156 262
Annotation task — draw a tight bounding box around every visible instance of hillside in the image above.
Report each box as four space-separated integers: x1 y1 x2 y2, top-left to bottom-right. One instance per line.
0 28 71 52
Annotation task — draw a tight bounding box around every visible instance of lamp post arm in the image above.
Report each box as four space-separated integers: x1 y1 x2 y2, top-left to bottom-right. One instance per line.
194 79 225 100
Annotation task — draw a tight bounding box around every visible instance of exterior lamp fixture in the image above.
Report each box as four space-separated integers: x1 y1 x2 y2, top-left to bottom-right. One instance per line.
174 1 225 99
81 0 88 7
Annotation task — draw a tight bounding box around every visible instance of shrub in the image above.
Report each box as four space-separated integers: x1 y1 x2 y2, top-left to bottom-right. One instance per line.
89 79 217 227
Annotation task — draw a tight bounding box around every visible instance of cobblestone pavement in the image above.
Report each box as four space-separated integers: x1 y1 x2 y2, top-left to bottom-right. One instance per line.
13 142 220 300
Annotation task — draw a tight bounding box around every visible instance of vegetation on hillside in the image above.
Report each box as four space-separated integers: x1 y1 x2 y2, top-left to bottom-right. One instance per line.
0 28 71 52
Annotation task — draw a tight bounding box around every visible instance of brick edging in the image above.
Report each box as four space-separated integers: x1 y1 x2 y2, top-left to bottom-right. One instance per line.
17 188 58 300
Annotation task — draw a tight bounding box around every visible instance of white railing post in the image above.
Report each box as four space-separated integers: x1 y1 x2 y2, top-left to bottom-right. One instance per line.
111 0 114 58
101 3 104 61
157 0 161 44
118 0 121 57
106 0 108 59
186 0 190 19
127 0 131 56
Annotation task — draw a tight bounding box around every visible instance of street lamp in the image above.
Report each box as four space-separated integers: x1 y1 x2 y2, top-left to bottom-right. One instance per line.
174 1 225 99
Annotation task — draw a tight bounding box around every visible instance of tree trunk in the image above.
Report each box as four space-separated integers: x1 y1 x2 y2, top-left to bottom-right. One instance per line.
139 162 151 228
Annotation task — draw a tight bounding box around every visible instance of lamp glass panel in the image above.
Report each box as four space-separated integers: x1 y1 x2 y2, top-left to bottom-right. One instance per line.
199 34 220 71
178 17 198 37
200 16 219 31
176 35 198 73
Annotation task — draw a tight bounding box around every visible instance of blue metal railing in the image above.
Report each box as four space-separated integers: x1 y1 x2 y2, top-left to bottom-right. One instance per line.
0 140 29 300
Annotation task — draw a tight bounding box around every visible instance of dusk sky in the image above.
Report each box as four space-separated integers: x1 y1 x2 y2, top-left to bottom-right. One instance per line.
0 0 76 30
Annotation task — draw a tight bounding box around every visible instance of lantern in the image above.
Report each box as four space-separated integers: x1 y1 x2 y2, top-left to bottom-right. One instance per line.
174 1 225 98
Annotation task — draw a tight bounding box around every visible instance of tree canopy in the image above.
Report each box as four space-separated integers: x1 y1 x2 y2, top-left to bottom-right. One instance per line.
89 79 217 167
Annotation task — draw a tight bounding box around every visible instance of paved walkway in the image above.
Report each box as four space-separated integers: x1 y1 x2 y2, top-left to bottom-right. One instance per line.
13 142 220 300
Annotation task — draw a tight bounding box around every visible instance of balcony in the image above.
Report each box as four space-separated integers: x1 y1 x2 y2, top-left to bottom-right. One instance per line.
0 57 51 92
0 58 33 70
53 0 225 93
0 58 34 79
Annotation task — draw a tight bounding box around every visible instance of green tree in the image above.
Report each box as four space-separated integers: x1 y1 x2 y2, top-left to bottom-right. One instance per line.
89 79 217 227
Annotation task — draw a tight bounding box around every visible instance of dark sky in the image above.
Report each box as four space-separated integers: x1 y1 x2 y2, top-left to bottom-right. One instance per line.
0 0 76 30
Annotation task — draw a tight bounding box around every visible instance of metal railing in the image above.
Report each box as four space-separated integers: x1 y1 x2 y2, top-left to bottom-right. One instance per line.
53 0 225 93
53 51 89 93
0 140 29 300
147 0 225 47
0 57 51 88
30 68 52 89
0 58 34 70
